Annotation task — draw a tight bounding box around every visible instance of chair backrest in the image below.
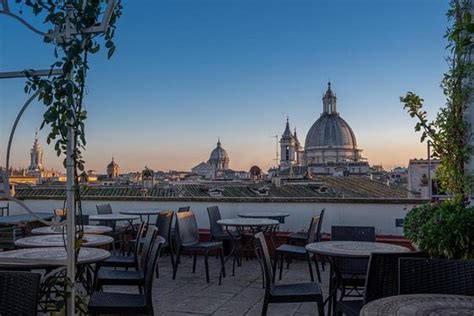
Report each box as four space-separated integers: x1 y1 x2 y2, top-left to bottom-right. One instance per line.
0 226 22 251
0 203 10 216
178 206 190 212
75 214 89 226
254 232 273 293
331 226 375 242
399 258 474 296
315 208 325 241
139 226 158 271
134 220 149 259
96 204 114 227
207 206 224 237
156 211 173 245
306 216 320 244
175 211 200 247
0 271 41 315
364 251 425 303
144 236 165 309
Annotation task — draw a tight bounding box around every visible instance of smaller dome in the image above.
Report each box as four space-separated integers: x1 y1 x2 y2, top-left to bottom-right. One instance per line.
250 165 262 176
142 166 154 177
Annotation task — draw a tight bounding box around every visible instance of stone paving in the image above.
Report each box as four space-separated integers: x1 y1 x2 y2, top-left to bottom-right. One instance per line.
104 253 330 315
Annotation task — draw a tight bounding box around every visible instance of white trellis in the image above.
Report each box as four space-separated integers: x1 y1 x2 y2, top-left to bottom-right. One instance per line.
0 1 116 314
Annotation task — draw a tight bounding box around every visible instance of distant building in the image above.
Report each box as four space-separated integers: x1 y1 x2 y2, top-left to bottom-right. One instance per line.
192 139 231 180
142 166 155 188
107 157 120 179
28 131 44 173
279 83 370 177
408 159 441 199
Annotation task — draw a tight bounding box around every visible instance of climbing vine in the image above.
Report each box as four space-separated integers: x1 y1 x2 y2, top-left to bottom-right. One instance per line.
401 0 474 204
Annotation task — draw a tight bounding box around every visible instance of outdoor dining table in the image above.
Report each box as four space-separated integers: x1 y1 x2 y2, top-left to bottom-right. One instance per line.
359 294 474 315
217 217 279 285
238 211 290 224
305 241 412 315
15 234 114 248
31 225 112 235
0 246 110 295
0 212 54 226
119 209 164 223
89 214 139 232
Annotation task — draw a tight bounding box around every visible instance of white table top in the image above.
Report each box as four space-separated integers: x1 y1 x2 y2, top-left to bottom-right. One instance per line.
31 225 112 235
305 241 411 258
120 209 164 216
360 294 474 316
217 218 279 227
15 234 114 248
89 214 139 221
0 247 110 267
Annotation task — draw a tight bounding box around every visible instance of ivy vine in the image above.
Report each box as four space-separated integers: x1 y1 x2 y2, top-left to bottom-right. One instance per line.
401 0 474 204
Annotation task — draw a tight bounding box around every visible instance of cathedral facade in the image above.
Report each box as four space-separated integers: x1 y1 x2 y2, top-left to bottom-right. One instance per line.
280 83 369 176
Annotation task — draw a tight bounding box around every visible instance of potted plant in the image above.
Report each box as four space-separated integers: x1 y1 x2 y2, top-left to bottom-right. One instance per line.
401 0 474 259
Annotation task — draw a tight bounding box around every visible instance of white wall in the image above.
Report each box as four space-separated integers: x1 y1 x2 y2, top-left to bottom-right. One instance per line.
7 199 418 236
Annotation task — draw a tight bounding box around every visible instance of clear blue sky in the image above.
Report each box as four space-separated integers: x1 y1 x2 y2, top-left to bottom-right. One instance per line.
1 0 449 173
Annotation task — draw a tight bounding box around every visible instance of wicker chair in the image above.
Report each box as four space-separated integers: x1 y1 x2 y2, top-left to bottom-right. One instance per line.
254 232 324 316
274 215 322 283
95 226 157 291
99 220 148 269
0 271 41 315
335 251 425 315
399 258 474 296
88 236 165 316
155 211 174 277
331 226 375 300
172 211 225 283
96 204 128 252
207 206 239 242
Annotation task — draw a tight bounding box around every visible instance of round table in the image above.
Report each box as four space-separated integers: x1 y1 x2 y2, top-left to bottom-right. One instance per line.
89 214 139 223
360 294 474 315
31 225 112 235
238 211 290 223
15 234 114 248
305 241 411 258
0 247 110 267
217 218 280 285
119 209 163 222
306 241 411 314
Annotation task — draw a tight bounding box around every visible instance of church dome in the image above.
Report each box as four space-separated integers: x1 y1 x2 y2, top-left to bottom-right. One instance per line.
108 158 119 169
305 113 357 149
209 140 229 162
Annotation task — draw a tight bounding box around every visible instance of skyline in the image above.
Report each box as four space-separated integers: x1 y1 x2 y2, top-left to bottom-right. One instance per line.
1 0 449 172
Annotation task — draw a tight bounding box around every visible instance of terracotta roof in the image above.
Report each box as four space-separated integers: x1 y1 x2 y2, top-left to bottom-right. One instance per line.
13 176 414 202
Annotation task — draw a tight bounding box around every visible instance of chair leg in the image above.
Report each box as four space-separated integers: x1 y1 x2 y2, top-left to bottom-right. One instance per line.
307 254 314 282
192 252 197 273
317 298 325 316
169 248 175 272
261 295 269 316
279 254 284 281
313 254 322 283
204 250 210 283
272 255 277 284
155 260 160 279
172 248 181 280
219 247 226 278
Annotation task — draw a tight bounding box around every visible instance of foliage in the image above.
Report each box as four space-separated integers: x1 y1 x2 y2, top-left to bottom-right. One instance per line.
404 200 474 259
401 0 474 203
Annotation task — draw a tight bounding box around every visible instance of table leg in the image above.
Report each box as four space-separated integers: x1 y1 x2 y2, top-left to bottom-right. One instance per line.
219 225 238 285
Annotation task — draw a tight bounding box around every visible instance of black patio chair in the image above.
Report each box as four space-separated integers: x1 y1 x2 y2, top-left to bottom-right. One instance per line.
172 211 225 283
335 251 425 315
88 236 165 316
178 206 190 212
96 203 128 252
0 226 23 251
274 215 321 283
254 232 324 316
399 257 474 296
99 220 148 269
289 209 325 244
95 226 158 292
155 211 175 277
331 226 375 300
75 214 89 225
0 271 41 316
0 203 10 216
207 206 239 242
